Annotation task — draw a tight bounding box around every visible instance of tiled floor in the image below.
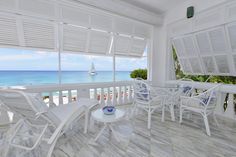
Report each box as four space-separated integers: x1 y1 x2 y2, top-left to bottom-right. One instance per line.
1 108 236 157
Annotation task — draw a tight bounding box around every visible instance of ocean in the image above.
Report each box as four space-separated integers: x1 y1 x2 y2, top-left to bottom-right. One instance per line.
0 71 132 86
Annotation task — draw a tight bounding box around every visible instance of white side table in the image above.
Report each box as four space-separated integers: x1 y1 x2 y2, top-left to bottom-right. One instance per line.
91 108 125 142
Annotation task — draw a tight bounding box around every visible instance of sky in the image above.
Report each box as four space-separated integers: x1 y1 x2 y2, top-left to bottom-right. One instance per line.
0 48 147 71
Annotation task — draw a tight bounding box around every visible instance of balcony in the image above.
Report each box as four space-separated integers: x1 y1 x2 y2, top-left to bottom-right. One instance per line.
0 0 236 157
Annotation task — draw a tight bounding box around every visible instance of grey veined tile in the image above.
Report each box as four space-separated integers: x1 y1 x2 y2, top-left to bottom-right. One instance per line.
1 111 236 157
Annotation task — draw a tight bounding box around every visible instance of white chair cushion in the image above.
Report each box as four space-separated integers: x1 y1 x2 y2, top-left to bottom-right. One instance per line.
78 98 99 110
49 102 85 124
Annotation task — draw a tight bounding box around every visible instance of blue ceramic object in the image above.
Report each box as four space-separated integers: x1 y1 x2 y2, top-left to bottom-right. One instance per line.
103 106 116 115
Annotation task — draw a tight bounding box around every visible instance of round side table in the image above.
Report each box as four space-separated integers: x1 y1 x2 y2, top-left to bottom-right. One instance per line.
91 108 125 142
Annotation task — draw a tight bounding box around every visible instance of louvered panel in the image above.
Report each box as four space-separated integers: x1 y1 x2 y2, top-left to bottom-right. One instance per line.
180 59 192 73
226 2 236 22
215 55 230 74
172 38 185 57
0 14 19 46
0 0 16 11
182 35 197 57
113 35 131 55
22 18 55 50
195 31 211 55
130 38 147 57
189 58 202 74
133 23 151 38
60 5 90 27
90 14 112 32
18 0 56 19
88 30 111 54
202 57 217 73
227 23 236 52
63 25 88 52
114 18 134 35
208 27 228 54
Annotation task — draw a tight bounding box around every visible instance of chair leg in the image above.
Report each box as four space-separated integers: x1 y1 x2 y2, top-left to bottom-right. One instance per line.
84 109 89 134
170 105 175 121
203 114 211 136
148 109 151 129
131 102 137 116
213 113 219 127
179 107 183 124
47 133 61 157
161 105 165 122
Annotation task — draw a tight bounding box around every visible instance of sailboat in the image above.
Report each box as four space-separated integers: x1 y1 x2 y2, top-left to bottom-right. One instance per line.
88 62 97 76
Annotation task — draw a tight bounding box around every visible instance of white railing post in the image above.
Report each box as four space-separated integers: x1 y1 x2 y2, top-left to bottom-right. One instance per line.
59 91 63 105
118 86 122 105
49 92 54 106
124 86 128 104
94 88 97 100
112 86 117 105
68 90 72 103
107 88 111 105
100 88 105 106
225 94 235 119
127 85 131 103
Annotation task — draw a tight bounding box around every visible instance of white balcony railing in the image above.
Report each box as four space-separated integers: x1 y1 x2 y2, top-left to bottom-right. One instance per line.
0 81 134 125
15 81 134 106
1 80 235 125
166 80 236 120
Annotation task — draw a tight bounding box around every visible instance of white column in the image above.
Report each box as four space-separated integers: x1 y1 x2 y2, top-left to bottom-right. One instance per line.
151 26 168 85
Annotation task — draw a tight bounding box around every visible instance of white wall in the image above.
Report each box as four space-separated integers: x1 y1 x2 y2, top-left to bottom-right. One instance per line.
151 0 232 85
165 0 230 25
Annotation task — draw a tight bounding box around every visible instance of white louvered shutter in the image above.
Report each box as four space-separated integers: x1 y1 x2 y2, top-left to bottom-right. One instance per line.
208 27 228 54
202 57 216 73
63 25 88 53
0 13 19 46
215 55 230 74
22 18 56 50
189 58 202 74
88 30 111 54
60 5 90 28
0 0 16 12
113 35 131 56
18 0 56 19
130 38 147 57
195 31 211 55
114 18 134 36
227 22 236 51
90 14 113 32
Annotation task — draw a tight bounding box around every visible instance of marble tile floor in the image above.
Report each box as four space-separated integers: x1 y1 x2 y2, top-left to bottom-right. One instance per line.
1 108 236 157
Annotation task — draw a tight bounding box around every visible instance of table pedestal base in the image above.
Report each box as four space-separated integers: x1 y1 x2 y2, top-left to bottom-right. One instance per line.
94 123 120 142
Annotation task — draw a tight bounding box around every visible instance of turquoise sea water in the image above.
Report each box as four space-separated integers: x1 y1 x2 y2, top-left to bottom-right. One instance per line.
0 71 132 86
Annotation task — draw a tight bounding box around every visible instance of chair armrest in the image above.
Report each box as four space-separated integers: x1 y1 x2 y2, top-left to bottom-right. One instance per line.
151 95 163 102
180 96 206 107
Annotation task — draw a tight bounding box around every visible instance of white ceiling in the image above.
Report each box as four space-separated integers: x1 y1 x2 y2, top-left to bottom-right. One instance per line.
120 0 188 14
70 0 164 25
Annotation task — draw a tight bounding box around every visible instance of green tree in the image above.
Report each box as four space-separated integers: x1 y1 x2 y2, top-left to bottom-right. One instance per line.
130 69 147 80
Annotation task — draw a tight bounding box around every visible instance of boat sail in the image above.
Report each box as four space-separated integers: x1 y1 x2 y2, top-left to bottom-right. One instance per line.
89 62 97 76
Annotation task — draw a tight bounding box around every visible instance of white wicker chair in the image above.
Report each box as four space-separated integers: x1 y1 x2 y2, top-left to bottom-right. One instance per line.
179 84 221 136
133 79 163 129
0 89 98 157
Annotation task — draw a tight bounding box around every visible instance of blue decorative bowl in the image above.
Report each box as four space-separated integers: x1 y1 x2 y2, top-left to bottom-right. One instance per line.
103 106 116 115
